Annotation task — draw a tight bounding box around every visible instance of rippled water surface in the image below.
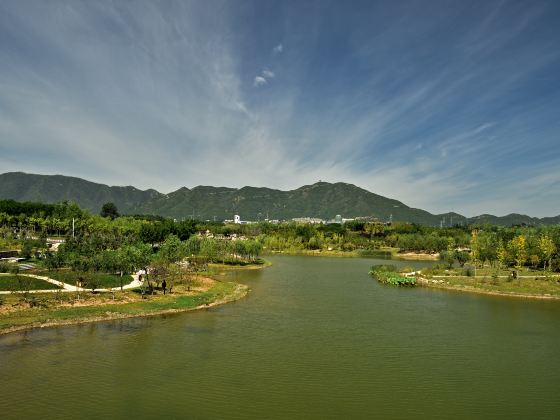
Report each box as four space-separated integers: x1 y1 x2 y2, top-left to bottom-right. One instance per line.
1 256 559 419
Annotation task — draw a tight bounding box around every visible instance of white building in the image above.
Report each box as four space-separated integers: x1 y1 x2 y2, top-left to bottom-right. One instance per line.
292 217 325 224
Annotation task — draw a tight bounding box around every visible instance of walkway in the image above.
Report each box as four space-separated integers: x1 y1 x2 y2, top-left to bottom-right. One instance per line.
0 272 142 295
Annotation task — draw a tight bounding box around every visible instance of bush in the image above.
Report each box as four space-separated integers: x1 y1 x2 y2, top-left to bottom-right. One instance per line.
357 249 392 258
0 261 12 273
550 257 560 273
342 242 356 251
369 265 416 286
369 264 397 273
462 268 474 277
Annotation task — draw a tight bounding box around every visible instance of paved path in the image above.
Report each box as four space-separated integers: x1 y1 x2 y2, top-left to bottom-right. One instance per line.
0 272 142 295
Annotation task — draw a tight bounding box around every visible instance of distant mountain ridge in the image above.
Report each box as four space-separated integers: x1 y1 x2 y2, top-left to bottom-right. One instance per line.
1 172 558 226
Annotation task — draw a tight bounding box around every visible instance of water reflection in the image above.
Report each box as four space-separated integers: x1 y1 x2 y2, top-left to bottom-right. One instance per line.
1 256 559 420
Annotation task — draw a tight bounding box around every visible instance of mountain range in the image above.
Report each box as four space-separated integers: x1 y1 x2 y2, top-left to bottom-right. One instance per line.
1 172 558 226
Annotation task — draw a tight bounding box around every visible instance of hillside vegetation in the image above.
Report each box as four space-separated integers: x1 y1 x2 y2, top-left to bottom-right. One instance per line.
1 172 559 226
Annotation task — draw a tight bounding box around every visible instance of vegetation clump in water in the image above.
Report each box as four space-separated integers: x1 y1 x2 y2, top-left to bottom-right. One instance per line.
369 265 416 286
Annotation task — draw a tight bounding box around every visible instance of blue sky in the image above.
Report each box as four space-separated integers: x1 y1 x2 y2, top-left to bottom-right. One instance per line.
1 0 560 217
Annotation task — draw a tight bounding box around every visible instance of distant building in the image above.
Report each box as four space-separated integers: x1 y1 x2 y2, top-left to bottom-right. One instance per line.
230 214 253 225
292 217 325 224
325 214 354 225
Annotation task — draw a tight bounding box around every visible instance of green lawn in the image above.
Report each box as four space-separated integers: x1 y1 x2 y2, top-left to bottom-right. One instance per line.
0 281 245 333
424 274 560 297
423 266 557 278
35 270 134 289
0 275 60 291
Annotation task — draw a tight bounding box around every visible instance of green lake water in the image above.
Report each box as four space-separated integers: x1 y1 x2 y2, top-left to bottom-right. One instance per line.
1 256 559 419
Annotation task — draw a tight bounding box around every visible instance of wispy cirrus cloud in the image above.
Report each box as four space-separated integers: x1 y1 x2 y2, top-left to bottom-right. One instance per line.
1 0 560 217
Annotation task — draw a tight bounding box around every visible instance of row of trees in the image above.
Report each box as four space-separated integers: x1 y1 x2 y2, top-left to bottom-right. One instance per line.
471 231 557 272
2 199 559 277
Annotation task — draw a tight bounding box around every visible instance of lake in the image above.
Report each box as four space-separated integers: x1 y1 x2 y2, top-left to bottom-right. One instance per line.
1 256 559 419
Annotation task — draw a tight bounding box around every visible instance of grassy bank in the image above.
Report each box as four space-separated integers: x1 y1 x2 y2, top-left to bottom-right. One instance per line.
34 270 133 288
417 274 560 299
265 249 380 258
207 259 272 272
0 279 248 335
265 248 437 260
0 274 60 291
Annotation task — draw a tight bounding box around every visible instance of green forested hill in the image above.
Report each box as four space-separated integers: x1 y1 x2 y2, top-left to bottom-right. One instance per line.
135 181 444 224
0 172 557 226
0 172 162 214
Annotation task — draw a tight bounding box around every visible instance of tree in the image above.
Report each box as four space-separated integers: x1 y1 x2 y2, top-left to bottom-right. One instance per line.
159 234 184 265
538 234 556 272
45 251 64 273
439 250 452 268
454 250 470 267
496 240 508 269
20 240 34 259
184 236 201 256
156 234 186 293
508 235 527 276
100 202 119 220
470 230 481 276
530 254 540 268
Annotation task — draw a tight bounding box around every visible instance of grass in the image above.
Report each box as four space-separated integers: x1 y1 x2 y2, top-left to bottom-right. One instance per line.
422 265 558 278
264 247 436 260
0 274 60 291
419 273 560 298
0 280 246 334
35 270 134 289
267 249 361 258
207 259 272 273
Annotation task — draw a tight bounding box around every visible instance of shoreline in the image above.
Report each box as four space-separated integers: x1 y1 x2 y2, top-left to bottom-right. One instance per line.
393 252 440 261
266 249 438 261
416 277 560 300
208 260 272 271
0 282 249 337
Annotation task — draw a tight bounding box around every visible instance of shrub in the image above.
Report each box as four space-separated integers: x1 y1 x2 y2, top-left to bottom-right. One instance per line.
463 268 474 277
0 261 12 273
369 265 416 286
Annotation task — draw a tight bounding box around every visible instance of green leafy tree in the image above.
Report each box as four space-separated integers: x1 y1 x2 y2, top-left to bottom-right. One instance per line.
508 235 527 275
496 240 508 269
159 234 184 265
454 250 469 267
538 234 556 272
100 202 119 220
45 251 64 273
470 230 481 276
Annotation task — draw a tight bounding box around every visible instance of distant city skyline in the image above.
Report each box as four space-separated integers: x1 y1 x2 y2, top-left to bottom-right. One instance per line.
1 1 560 217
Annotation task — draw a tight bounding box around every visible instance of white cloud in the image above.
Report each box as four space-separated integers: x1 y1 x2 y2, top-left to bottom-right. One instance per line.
253 69 275 87
253 76 267 87
262 69 275 79
273 43 283 54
